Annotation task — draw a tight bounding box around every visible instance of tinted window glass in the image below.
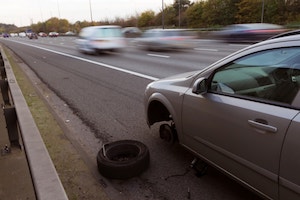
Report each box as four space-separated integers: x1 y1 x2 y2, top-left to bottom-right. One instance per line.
94 28 122 38
210 47 300 105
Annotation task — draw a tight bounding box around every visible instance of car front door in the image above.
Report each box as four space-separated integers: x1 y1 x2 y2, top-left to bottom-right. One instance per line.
181 47 300 199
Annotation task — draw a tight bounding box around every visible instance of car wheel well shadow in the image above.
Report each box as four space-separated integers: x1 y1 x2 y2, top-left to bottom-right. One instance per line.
148 100 171 126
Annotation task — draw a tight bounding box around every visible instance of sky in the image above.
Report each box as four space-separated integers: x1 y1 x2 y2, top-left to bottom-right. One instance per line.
0 0 182 27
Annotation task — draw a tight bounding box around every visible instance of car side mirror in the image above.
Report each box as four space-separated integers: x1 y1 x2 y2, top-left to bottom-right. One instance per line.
192 78 208 94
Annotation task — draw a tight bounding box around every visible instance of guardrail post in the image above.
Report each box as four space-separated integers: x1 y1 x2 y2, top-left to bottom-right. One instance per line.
0 80 10 105
3 106 21 148
0 66 7 79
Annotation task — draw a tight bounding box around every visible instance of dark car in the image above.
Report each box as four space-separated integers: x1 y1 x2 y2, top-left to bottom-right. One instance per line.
28 32 38 39
216 23 287 43
144 30 300 199
2 33 10 38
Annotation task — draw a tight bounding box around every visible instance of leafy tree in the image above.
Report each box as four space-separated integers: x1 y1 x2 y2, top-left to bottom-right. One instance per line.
263 0 286 24
285 0 300 24
163 5 177 27
138 10 156 27
235 0 262 23
45 17 60 32
125 15 139 27
172 0 191 27
185 1 205 28
173 0 191 14
202 0 231 27
58 19 70 33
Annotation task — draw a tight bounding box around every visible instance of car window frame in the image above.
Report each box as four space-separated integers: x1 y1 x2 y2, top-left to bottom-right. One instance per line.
206 47 300 109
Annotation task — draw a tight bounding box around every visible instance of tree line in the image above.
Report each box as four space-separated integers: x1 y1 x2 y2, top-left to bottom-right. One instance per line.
1 0 300 34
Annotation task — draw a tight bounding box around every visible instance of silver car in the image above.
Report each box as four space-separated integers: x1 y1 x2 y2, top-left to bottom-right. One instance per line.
135 29 196 51
144 31 300 199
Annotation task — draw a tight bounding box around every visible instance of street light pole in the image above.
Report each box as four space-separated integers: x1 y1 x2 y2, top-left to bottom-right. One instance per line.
261 0 265 23
162 0 165 29
89 0 93 23
179 0 181 28
57 0 61 18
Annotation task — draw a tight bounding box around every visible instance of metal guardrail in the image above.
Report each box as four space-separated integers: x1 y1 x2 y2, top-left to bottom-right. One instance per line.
0 46 68 200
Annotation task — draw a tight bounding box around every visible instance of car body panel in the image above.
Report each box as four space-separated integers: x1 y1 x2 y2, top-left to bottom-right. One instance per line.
144 31 300 199
181 90 298 199
279 113 300 199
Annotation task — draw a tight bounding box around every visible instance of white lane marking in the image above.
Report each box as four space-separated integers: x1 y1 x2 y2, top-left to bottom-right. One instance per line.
147 54 170 58
8 40 159 81
194 48 218 52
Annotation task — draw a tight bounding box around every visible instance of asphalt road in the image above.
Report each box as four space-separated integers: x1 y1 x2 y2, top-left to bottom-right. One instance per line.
0 36 261 200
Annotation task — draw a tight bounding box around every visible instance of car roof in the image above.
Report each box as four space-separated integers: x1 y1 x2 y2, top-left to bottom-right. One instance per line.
268 29 300 39
145 28 189 32
84 25 121 29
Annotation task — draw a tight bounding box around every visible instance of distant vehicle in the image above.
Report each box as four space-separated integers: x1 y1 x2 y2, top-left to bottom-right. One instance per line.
38 32 47 37
28 32 38 39
134 29 196 51
18 32 26 37
216 23 287 43
10 33 18 37
48 32 59 37
76 25 126 54
122 27 142 38
144 30 300 200
65 31 76 36
2 33 10 38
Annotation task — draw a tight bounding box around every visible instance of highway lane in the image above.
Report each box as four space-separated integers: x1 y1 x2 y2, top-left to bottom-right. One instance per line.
0 37 260 200
3 36 248 78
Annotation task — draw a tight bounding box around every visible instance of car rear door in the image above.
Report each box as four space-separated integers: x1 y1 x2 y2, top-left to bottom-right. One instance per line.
182 91 298 199
181 47 300 199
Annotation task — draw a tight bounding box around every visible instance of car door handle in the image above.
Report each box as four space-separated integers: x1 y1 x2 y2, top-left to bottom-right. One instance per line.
248 119 278 133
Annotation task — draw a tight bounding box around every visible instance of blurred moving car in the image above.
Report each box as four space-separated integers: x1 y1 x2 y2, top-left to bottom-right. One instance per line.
65 31 76 36
2 33 10 38
18 32 26 37
144 30 300 200
76 25 126 54
122 27 142 38
28 32 38 39
134 29 196 51
38 32 47 37
216 23 287 43
48 32 59 37
10 33 18 37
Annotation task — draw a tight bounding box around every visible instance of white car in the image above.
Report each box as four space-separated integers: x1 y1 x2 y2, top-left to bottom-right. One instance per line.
76 25 126 54
48 32 59 37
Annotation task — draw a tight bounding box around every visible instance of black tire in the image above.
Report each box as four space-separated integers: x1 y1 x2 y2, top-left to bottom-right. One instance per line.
97 140 150 179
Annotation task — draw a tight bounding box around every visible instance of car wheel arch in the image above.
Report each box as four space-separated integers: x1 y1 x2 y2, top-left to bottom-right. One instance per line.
147 93 180 128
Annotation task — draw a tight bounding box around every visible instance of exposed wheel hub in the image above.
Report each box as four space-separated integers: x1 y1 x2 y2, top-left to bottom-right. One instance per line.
159 124 177 143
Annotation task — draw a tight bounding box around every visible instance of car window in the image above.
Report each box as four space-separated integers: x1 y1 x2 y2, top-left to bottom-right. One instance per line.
94 28 122 38
210 47 300 105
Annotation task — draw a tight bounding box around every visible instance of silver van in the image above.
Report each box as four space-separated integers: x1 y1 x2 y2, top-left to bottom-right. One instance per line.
76 25 126 54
